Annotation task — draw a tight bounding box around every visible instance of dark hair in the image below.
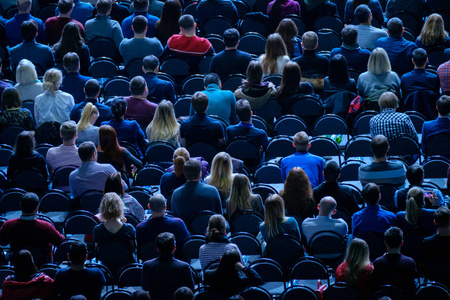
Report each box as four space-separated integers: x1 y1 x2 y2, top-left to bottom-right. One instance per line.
132 15 148 34
277 61 301 97
243 61 263 90
54 22 85 58
14 250 38 282
406 164 424 186
1 87 22 110
183 159 201 180
354 4 371 24
370 135 389 158
21 192 39 214
276 19 298 56
104 172 124 196
341 25 358 45
362 183 380 205
99 125 123 164
206 214 227 241
191 92 209 113
68 241 88 265
131 291 151 300
60 121 77 141
434 206 450 228
143 55 159 71
84 79 100 98
111 97 127 121
155 232 175 255
384 226 403 249
78 141 97 162
351 0 369 9
14 131 34 157
155 0 182 43
134 0 149 11
387 17 403 37
270 0 284 23
412 48 427 67
223 28 240 47
63 52 80 72
328 54 350 84
173 287 194 300
324 160 340 182
58 0 73 14
204 73 221 87
130 76 147 95
235 99 251 122
96 0 112 14
179 14 195 30
437 95 450 116
215 248 241 276
20 20 38 42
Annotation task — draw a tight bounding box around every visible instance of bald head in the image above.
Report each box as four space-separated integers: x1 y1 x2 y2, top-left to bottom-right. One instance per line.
149 194 166 213
318 197 337 216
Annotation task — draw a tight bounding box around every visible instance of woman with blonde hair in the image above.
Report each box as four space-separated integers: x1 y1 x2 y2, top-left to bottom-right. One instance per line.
416 13 450 51
34 68 74 126
281 167 316 218
14 59 43 101
205 152 234 202
227 174 264 220
146 100 179 147
76 103 99 146
259 33 290 76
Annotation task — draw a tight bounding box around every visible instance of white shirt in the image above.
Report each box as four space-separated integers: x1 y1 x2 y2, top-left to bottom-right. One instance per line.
259 54 290 77
34 90 75 126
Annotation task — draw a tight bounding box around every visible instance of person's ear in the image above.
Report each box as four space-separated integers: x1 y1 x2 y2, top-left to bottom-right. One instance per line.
148 204 151 209
332 209 337 215
317 204 320 211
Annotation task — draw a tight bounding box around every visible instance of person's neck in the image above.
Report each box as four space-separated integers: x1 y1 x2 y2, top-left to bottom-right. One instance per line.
360 22 371 25
62 140 76 146
70 264 85 271
21 212 36 217
438 227 450 236
387 247 401 254
150 211 165 218
183 31 196 38
59 13 71 18
374 156 387 163
414 66 426 70
18 11 30 15
132 94 147 100
438 113 449 118
134 33 146 39
187 179 200 183
226 46 238 50
86 97 98 102
318 213 332 218
241 120 252 124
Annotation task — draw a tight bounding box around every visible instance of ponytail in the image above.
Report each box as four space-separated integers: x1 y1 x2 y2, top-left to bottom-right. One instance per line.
405 196 421 229
173 156 186 177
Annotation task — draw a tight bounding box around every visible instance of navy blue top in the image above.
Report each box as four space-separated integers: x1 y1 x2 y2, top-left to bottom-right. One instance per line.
344 0 384 26
400 69 440 100
195 0 239 29
292 49 329 77
5 13 46 47
71 99 114 126
122 11 159 39
143 72 176 103
395 209 437 237
101 119 146 150
180 113 224 146
226 122 269 150
352 205 397 237
415 36 450 52
421 117 450 150
331 46 371 72
54 268 106 300
210 49 253 80
61 72 93 103
375 36 417 76
160 172 187 201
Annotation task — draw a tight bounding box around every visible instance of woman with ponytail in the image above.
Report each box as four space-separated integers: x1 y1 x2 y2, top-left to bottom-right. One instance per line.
76 102 99 146
159 147 190 203
267 0 300 27
34 68 74 126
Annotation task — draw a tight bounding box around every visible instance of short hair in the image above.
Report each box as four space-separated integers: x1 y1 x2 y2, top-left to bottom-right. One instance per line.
406 164 424 186
324 160 340 182
78 141 97 162
434 206 450 228
378 91 399 109
183 159 201 181
370 135 389 158
437 95 450 116
132 15 148 34
341 25 358 45
100 192 124 219
17 0 31 12
149 194 166 213
20 20 38 42
134 0 149 11
84 79 101 98
354 4 371 23
155 232 175 255
179 14 195 30
69 296 87 300
223 28 240 47
15 59 38 84
58 0 73 14
1 87 21 110
21 192 39 214
293 131 309 151
60 120 77 141
111 97 127 120
191 92 209 113
130 76 147 95
204 73 221 87
68 241 87 265
96 0 112 15
319 197 337 215
302 31 318 50
174 287 194 300
384 226 403 248
63 52 79 72
235 99 251 122
387 17 403 37
412 48 427 67
142 55 159 71
362 183 380 205
368 48 392 74
131 291 150 300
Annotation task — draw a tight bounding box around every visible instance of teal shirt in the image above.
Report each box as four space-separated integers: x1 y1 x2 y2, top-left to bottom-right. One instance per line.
259 217 301 243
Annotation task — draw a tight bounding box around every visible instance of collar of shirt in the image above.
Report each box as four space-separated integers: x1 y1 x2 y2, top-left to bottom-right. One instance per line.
206 83 220 91
294 151 309 156
20 215 36 220
317 215 332 220
381 108 396 114
239 122 254 128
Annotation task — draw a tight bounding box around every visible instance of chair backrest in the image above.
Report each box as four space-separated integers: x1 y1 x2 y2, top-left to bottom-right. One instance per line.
339 159 365 182
424 133 450 159
125 57 144 79
206 34 226 53
251 184 278 202
290 95 324 127
188 210 215 235
237 32 267 55
101 289 133 300
38 263 61 280
160 56 191 84
0 188 26 213
287 14 306 36
352 110 378 135
314 15 343 33
230 232 262 256
289 257 330 285
251 115 269 134
51 165 78 192
358 231 386 261
371 284 406 300
103 76 131 99
85 264 114 291
309 136 341 164
53 239 79 264
194 289 227 300
182 235 206 260
254 162 283 184
240 286 272 300
133 164 165 186
145 141 176 165
421 157 450 178
181 74 206 95
0 266 14 287
239 13 273 37
89 57 119 79
96 239 136 277
316 28 342 52
187 141 220 165
265 234 304 272
254 100 283 124
39 190 71 212
64 210 100 236
11 168 48 194
230 210 264 236
415 282 450 300
323 282 359 300
226 139 262 170
126 186 153 210
88 37 118 60
174 95 191 118
117 263 143 288
273 115 308 137
137 241 159 262
281 285 319 300
402 90 439 121
79 189 104 213
307 230 347 262
0 125 25 146
263 74 282 87
35 121 62 146
344 135 373 159
0 147 14 167
405 111 426 133
202 15 233 36
388 135 420 157
249 258 285 284
313 114 349 136
222 73 246 91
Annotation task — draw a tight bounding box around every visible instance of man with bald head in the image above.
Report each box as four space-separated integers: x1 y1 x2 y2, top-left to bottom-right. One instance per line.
301 197 348 245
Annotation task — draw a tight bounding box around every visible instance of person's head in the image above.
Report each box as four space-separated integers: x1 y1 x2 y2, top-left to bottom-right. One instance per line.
191 91 209 113
318 196 337 217
14 250 38 282
370 135 389 159
405 186 424 228
183 159 201 181
111 97 127 120
1 87 22 110
223 28 240 48
419 13 448 46
100 192 124 220
21 192 39 214
368 48 391 75
142 55 159 73
15 59 38 84
434 206 450 229
406 164 424 186
155 232 176 256
130 76 147 97
384 226 403 250
58 0 73 15
17 0 32 13
77 102 99 132
235 99 252 122
20 20 38 42
328 54 350 84
378 91 399 110
132 15 148 34
159 0 182 28
84 79 101 99
277 62 301 97
362 183 380 205
263 194 286 239
60 120 77 142
301 31 318 51
179 14 195 33
68 241 88 265
204 73 221 87
264 33 287 62
173 287 194 300
78 141 97 162
173 147 190 177
42 68 63 95
324 160 340 182
412 48 428 69
217 248 241 273
60 21 83 44
147 100 178 142
228 174 253 217
244 61 263 89
387 17 403 37
354 4 371 24
133 0 149 12
206 214 227 240
96 0 112 15
98 125 120 155
283 167 313 215
437 95 450 117
14 131 35 157
131 291 151 300
293 131 310 152
345 238 370 283
63 52 80 73
148 194 166 213
341 25 358 46
208 152 233 196
276 19 298 55
104 172 124 196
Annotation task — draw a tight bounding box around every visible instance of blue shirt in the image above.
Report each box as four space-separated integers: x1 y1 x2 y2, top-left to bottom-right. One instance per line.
195 0 239 29
9 40 54 74
60 72 93 103
375 36 417 76
209 49 253 79
330 46 371 72
280 151 324 187
180 113 224 146
55 0 94 25
101 119 146 151
122 11 159 39
400 69 440 100
5 13 46 47
226 122 269 150
352 205 396 237
421 117 450 150
71 99 114 126
142 73 176 104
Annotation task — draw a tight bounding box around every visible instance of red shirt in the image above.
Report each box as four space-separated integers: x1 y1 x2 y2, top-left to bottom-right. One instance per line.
336 261 374 298
167 34 213 56
44 17 85 45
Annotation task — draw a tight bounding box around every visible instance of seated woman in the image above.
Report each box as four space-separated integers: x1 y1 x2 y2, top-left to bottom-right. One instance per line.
2 250 54 300
226 174 264 221
205 152 234 206
276 19 302 58
76 102 99 147
14 59 43 102
415 14 450 52
259 33 290 76
323 54 357 99
281 167 316 220
146 100 180 147
0 87 35 134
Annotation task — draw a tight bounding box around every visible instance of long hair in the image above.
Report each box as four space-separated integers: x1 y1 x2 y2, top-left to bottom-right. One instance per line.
263 194 287 239
98 125 123 162
206 214 227 242
367 48 391 75
14 250 38 282
261 33 288 74
329 54 350 84
242 61 263 90
16 59 38 85
156 0 182 41
277 61 301 97
77 103 98 132
54 22 85 58
418 13 448 46
345 238 371 284
146 100 179 143
104 172 125 196
281 167 314 216
14 131 35 157
42 68 62 96
352 0 369 9
207 152 233 197
173 147 190 177
228 174 254 218
405 187 424 229
276 19 298 56
215 248 241 278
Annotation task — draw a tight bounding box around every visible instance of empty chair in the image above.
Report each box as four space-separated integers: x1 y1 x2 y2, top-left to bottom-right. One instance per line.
289 95 324 127
309 136 342 165
307 231 347 267
51 165 78 193
125 57 144 79
313 114 349 139
230 232 262 256
222 74 246 92
340 159 366 182
88 37 118 60
226 139 262 171
352 110 378 135
182 74 206 95
421 157 450 179
145 141 176 165
188 210 215 235
314 15 343 33
240 287 272 300
358 231 386 261
206 34 226 53
79 189 104 213
160 56 191 85
0 188 26 214
290 256 330 286
424 133 450 159
254 162 283 183
39 189 72 224
103 76 131 99
344 135 373 159
250 258 286 296
63 210 100 237
251 184 278 202
323 282 358 300
273 115 308 137
317 29 342 52
133 164 165 186
117 263 143 288
88 57 119 79
415 282 450 300
187 141 220 165
237 32 267 55
281 285 318 300
265 234 304 272
230 210 264 236
101 289 133 300
239 13 273 37
174 96 191 118
202 15 233 36
388 135 421 160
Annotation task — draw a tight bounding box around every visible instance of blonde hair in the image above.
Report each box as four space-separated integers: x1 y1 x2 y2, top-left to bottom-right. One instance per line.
405 187 424 229
42 68 62 95
100 192 124 220
263 194 287 239
261 33 288 74
173 147 190 177
77 103 98 132
228 174 254 218
367 48 391 75
146 100 179 143
15 59 38 85
418 14 448 46
345 238 371 284
207 152 233 197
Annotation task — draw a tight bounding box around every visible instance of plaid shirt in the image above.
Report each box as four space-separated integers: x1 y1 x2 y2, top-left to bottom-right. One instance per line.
370 108 418 141
438 60 450 92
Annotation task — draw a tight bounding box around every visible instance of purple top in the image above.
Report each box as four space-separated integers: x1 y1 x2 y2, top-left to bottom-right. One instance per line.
267 0 301 23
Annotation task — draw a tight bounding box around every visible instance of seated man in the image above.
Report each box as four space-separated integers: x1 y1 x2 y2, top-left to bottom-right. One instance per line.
421 95 450 151
125 76 158 129
301 196 348 245
54 241 106 299
180 92 224 147
45 0 85 46
359 135 406 187
386 0 424 20
354 4 388 51
195 0 238 30
122 0 159 39
56 0 94 25
0 192 64 265
142 232 195 300
142 55 176 103
280 131 324 187
60 52 93 103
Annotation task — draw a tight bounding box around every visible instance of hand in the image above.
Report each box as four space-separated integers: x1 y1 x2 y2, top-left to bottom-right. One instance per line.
429 191 439 206
234 262 245 271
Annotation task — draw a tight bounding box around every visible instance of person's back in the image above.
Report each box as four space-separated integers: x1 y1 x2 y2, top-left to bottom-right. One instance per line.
121 0 159 39
421 95 450 151
124 76 158 129
292 31 329 78
195 0 239 30
142 55 177 103
45 0 85 46
354 4 387 51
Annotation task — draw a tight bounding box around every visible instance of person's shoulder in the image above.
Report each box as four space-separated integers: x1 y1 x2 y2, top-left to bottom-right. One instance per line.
147 13 159 22
387 160 406 169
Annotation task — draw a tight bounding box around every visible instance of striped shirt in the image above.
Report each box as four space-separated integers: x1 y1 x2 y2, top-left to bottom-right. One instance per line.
199 242 242 270
359 161 406 187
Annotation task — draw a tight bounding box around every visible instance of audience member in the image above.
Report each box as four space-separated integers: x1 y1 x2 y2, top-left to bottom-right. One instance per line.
276 19 302 58
281 167 316 218
259 33 290 76
132 291 151 300
76 103 100 146
415 13 450 52
56 0 94 25
173 287 193 300
386 0 424 20
146 100 179 147
226 174 264 220
0 87 35 134
437 56 450 96
122 0 159 39
108 0 130 25
323 54 357 99
267 0 300 26
14 59 43 101
159 148 190 202
205 152 235 204
421 95 450 150
344 0 383 26
142 55 176 103
148 0 163 17
195 0 239 30
354 4 387 51
124 76 157 129
154 0 182 46
60 52 93 104
45 0 85 46
301 0 338 31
